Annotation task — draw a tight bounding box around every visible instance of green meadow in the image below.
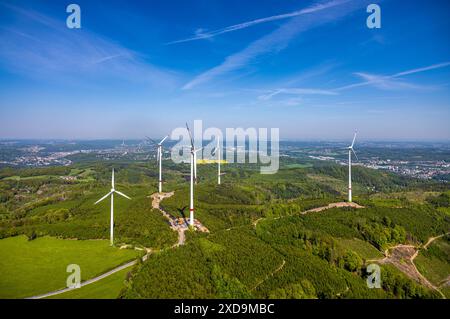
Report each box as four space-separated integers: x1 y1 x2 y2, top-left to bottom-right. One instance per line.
336 238 383 260
415 236 450 286
47 267 130 299
0 235 140 298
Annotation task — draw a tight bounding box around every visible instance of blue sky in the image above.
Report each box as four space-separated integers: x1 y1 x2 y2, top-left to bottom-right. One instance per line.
0 0 449 140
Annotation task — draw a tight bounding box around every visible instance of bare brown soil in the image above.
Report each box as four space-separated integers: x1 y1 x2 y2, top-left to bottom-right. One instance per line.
369 233 450 299
150 191 209 247
301 202 364 214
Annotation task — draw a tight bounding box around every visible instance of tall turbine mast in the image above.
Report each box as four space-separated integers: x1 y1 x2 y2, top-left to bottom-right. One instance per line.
157 135 169 193
217 136 221 185
94 168 131 246
212 137 223 185
347 131 358 202
186 123 202 227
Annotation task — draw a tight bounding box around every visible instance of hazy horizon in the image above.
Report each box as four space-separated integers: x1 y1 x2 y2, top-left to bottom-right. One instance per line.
1 137 450 144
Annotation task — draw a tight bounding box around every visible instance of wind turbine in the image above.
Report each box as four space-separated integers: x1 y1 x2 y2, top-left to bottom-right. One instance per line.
94 168 131 246
212 136 224 185
186 123 202 227
156 135 169 193
347 131 358 203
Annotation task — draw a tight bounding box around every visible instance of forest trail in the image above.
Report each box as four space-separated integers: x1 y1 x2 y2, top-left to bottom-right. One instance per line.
423 233 447 249
300 202 364 214
28 191 196 299
253 201 364 227
250 259 286 291
253 201 448 298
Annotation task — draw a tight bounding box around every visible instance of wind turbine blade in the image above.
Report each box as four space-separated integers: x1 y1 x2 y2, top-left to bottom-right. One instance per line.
350 131 357 148
352 149 359 161
94 191 112 205
156 147 160 163
185 123 194 149
115 190 131 200
159 135 169 145
145 136 157 145
112 168 115 188
193 152 198 181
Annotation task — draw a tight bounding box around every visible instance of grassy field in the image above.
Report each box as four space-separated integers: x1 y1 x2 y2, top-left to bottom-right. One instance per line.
370 191 440 204
47 267 130 299
415 237 450 286
336 238 383 260
0 235 140 298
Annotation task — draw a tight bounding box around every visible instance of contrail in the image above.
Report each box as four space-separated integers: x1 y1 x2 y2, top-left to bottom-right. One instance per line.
335 61 450 91
166 0 350 45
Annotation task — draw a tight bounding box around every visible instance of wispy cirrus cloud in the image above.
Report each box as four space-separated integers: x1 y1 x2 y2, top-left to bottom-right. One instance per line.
167 0 350 45
258 61 450 102
258 88 337 100
350 72 424 90
0 2 178 88
182 0 371 90
335 61 450 91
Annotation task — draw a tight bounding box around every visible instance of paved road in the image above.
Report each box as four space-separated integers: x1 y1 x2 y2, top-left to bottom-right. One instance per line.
28 191 188 299
27 259 139 299
27 200 369 299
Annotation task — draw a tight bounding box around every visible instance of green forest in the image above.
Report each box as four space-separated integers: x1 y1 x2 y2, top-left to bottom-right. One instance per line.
0 157 449 299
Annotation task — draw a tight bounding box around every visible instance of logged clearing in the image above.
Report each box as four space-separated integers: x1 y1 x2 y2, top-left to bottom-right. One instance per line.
301 202 364 214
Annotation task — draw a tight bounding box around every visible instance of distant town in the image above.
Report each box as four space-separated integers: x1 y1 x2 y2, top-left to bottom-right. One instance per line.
0 140 449 182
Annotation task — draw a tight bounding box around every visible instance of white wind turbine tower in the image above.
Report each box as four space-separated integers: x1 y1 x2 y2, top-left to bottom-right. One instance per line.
186 123 202 227
94 168 131 246
156 135 169 193
347 131 358 203
212 136 224 185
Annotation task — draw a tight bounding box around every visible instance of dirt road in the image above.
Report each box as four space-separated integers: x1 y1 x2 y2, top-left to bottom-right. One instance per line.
28 191 197 299
368 233 450 299
301 202 364 214
150 191 209 246
251 259 286 291
253 201 364 227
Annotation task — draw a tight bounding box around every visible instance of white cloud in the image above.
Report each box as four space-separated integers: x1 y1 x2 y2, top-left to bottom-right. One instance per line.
257 61 450 103
0 3 178 88
258 88 338 100
167 0 350 45
182 0 369 90
336 62 450 91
